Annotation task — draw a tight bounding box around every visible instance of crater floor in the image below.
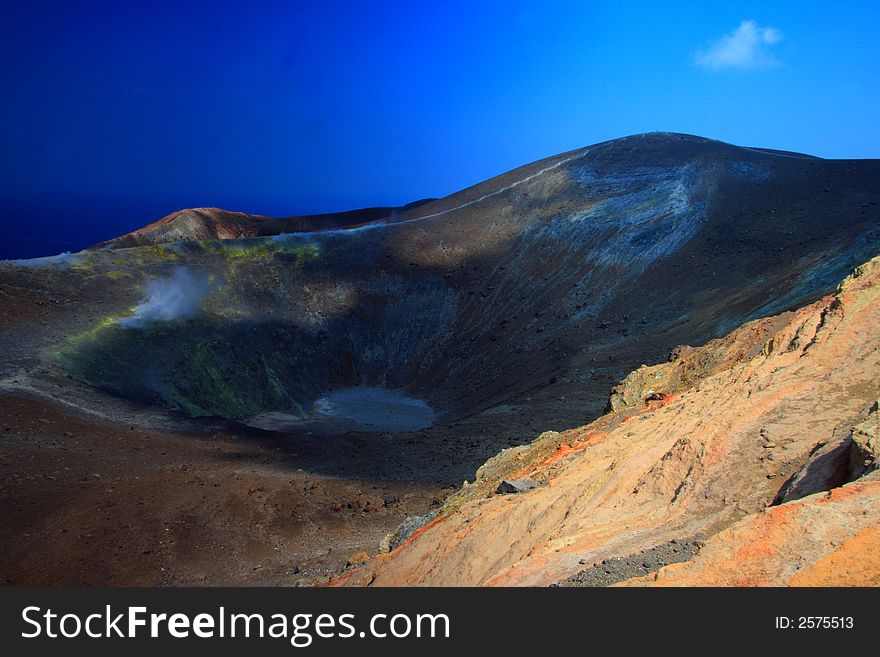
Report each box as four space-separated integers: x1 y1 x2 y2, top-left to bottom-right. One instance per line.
247 386 435 436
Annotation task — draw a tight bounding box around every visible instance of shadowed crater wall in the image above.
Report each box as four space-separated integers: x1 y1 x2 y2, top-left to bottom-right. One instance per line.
4 133 879 437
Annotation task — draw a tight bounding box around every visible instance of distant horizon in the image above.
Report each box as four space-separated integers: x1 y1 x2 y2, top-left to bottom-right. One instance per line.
2 1 879 259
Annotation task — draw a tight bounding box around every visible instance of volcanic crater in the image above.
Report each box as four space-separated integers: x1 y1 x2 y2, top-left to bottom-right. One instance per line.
2 132 879 584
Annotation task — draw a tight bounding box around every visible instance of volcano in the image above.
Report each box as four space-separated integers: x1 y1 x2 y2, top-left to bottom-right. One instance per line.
1 132 878 585
91 200 435 250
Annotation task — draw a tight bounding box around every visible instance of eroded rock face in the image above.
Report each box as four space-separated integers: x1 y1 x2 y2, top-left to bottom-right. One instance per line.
337 255 880 586
770 402 879 506
850 404 880 480
617 479 880 587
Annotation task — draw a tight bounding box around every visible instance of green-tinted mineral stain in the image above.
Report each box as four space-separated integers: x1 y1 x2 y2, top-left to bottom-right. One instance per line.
196 238 320 275
158 340 300 419
54 319 157 397
265 364 288 401
56 319 291 420
45 244 183 281
69 258 96 274
164 382 212 416
134 244 181 263
162 341 250 417
52 314 132 361
59 237 320 281
360 344 386 362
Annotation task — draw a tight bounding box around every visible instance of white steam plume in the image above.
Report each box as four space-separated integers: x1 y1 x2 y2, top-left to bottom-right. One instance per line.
119 266 210 329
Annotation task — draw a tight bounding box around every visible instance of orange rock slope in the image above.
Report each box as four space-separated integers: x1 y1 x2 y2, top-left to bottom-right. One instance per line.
338 254 880 586
618 480 880 586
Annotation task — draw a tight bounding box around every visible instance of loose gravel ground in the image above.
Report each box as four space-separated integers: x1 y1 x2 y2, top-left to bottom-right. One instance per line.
555 539 701 587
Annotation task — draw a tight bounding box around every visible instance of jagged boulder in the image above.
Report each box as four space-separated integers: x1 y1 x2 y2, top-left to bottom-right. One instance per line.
496 478 538 494
850 402 879 479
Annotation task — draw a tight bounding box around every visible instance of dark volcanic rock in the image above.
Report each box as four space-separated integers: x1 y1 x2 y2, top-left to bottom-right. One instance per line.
496 478 538 494
555 539 702 587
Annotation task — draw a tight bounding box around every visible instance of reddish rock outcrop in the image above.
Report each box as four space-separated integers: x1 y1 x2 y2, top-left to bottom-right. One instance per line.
92 203 432 249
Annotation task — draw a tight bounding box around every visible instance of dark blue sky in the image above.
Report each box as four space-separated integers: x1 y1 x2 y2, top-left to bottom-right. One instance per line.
2 0 879 258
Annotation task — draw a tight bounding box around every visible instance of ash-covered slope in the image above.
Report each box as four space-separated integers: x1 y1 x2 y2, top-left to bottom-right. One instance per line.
1 133 878 438
92 201 435 250
337 254 880 587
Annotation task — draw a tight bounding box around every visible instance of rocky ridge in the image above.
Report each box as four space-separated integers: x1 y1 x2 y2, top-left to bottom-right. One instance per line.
336 254 880 586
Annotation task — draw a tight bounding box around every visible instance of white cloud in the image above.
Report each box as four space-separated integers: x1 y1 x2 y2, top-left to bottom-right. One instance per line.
695 20 783 70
